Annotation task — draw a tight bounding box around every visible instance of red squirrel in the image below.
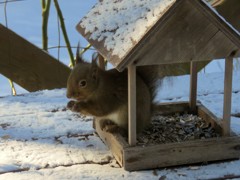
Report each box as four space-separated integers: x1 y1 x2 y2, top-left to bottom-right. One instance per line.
67 51 151 134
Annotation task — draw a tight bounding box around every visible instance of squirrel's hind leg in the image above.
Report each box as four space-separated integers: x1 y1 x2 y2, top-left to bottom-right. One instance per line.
99 119 119 133
99 119 127 136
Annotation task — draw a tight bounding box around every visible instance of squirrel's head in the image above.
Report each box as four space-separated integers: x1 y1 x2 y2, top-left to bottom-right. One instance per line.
66 46 99 101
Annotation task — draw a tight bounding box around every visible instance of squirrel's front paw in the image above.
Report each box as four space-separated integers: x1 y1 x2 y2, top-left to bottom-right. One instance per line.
72 103 82 112
67 100 81 112
67 100 76 110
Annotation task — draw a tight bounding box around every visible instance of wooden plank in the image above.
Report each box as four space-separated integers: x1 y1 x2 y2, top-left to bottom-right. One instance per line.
77 0 240 72
222 56 233 136
94 118 129 166
153 101 190 115
134 0 233 66
197 103 223 135
193 31 238 61
189 61 198 113
76 22 122 69
189 0 240 48
123 136 240 171
0 24 71 92
127 0 239 68
94 101 239 171
128 64 137 146
118 0 182 70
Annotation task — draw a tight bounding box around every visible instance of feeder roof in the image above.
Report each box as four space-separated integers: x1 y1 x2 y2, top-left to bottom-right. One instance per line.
77 0 240 71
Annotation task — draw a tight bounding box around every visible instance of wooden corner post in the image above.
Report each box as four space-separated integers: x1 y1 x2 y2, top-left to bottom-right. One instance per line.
189 61 198 113
128 64 137 146
222 56 233 136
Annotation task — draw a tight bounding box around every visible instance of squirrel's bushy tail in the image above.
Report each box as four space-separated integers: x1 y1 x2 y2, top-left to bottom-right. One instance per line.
137 61 210 102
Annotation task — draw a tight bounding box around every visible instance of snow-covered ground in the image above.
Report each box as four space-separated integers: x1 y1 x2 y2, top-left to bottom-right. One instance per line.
0 71 240 180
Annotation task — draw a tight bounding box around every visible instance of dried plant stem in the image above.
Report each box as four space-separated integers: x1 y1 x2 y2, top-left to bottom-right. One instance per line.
8 79 16 96
79 44 92 56
57 13 61 60
41 0 51 51
47 45 94 50
53 0 75 67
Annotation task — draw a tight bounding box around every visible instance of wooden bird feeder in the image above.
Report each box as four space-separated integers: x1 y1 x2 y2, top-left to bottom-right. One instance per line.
76 0 240 171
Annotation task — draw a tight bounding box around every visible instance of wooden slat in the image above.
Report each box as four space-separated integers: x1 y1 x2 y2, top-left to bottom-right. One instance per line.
77 0 240 71
189 0 240 48
193 31 238 61
197 103 223 135
123 136 240 171
123 0 239 69
94 101 240 171
0 24 70 92
94 117 129 166
128 64 137 146
222 56 233 136
189 61 198 113
134 0 235 66
153 101 190 115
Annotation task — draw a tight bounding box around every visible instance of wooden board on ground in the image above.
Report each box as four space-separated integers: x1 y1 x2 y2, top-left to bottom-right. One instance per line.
94 102 240 171
0 24 71 92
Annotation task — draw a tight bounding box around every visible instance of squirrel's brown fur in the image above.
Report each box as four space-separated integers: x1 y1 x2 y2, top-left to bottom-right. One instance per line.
67 55 151 134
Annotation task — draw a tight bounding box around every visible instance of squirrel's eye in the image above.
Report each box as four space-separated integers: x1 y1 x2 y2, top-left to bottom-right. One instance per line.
79 80 87 88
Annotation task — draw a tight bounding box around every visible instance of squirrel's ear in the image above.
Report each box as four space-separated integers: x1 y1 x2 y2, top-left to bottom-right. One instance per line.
91 53 99 80
75 42 84 64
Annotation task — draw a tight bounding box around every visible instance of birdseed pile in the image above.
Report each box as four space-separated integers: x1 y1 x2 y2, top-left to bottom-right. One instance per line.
137 113 221 146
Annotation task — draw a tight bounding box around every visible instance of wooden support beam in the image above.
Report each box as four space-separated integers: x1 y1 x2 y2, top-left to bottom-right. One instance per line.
128 64 137 146
189 61 198 113
222 56 233 136
0 24 71 92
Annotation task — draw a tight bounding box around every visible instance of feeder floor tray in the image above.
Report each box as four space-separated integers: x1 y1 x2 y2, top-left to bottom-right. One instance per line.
93 101 240 171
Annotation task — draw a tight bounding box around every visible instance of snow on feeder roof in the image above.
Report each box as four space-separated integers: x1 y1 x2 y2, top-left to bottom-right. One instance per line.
79 0 176 58
77 0 240 71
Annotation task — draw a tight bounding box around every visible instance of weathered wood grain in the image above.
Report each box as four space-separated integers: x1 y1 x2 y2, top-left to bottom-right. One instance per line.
197 103 223 135
94 102 240 171
128 64 137 146
189 61 198 113
153 101 190 115
94 118 129 167
0 24 71 92
123 136 240 171
77 0 240 72
223 56 233 136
